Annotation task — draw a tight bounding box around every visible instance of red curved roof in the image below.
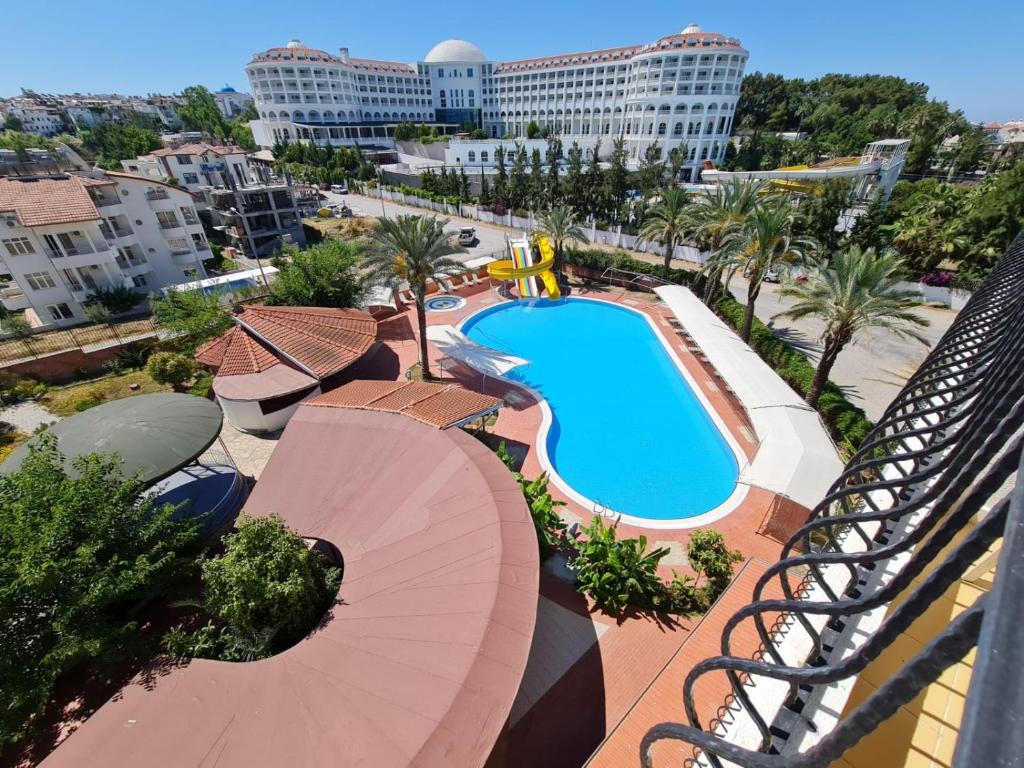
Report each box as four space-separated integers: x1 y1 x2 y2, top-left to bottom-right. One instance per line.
42 406 539 768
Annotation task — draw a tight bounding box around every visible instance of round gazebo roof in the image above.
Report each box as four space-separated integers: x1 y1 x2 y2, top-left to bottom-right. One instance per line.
1 393 223 486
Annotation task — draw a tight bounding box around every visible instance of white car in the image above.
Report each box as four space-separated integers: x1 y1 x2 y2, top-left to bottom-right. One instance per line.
330 184 348 194
763 269 781 283
458 227 476 246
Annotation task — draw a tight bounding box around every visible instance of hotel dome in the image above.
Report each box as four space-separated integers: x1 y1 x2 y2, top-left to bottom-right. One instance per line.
424 39 487 62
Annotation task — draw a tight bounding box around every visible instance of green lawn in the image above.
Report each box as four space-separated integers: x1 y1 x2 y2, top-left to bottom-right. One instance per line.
43 370 171 417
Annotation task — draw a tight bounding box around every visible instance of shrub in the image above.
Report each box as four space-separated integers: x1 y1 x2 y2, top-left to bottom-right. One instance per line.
189 371 214 400
116 342 153 370
496 441 566 553
73 392 103 412
570 515 672 615
87 285 144 314
0 435 198 746
563 247 701 290
164 515 341 662
145 351 196 391
715 294 873 455
687 529 744 611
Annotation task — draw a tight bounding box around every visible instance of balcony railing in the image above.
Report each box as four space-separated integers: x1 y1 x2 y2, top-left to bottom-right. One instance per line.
641 230 1024 768
93 197 120 207
145 188 170 201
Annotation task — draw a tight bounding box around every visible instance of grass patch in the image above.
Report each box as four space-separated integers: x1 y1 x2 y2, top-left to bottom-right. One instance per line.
43 370 170 417
0 423 29 462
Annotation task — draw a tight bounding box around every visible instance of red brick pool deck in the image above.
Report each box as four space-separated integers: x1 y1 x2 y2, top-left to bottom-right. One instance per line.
346 282 812 767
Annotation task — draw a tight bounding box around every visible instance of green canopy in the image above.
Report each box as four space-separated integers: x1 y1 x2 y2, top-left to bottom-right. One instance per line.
1 393 223 486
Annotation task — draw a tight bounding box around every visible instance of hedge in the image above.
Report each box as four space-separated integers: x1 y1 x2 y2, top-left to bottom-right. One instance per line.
564 247 872 454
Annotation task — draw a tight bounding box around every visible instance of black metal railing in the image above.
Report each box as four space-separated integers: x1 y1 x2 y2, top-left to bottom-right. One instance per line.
641 230 1024 768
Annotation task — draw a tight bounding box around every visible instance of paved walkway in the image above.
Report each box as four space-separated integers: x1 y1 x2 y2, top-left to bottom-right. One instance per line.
216 421 281 479
0 400 59 433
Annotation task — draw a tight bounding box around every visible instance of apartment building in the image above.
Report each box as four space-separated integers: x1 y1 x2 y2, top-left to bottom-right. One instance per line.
0 173 210 328
0 103 65 137
245 24 746 177
204 181 306 259
121 143 253 207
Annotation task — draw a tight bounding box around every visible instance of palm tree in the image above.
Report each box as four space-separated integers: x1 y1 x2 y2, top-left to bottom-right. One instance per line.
692 179 764 305
725 194 814 343
364 215 464 380
637 188 690 278
774 246 929 409
535 205 588 282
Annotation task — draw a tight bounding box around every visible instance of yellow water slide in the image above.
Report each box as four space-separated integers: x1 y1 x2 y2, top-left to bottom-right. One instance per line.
487 235 561 299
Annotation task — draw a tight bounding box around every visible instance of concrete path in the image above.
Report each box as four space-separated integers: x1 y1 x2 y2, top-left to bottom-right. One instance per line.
0 400 59 434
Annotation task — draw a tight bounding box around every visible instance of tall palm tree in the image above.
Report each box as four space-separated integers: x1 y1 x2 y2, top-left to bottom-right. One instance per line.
726 194 814 343
364 215 464 379
637 188 690 278
774 246 929 409
535 205 588 282
692 179 765 305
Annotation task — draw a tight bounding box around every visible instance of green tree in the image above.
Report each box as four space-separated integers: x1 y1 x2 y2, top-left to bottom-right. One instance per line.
0 435 198 746
536 205 589 280
493 145 508 206
607 137 630 220
364 215 464 379
2 114 25 132
267 240 365 308
507 144 529 211
638 188 690 277
692 179 765 305
563 141 586 212
774 246 928 408
166 515 340 661
80 120 162 167
583 139 605 215
545 136 563 205
478 171 493 207
526 120 541 139
686 529 743 607
151 288 233 350
725 194 813 343
796 179 852 255
178 85 227 139
528 148 544 209
637 141 665 196
145 351 197 392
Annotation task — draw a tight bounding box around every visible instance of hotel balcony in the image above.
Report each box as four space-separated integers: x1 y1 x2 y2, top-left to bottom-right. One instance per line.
145 188 170 202
614 231 1024 768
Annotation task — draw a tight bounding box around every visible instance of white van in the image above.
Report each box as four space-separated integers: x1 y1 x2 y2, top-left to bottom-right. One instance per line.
330 184 348 194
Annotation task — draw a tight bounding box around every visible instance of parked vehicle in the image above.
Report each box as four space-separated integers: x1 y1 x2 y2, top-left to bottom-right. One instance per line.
330 184 348 194
763 269 781 283
458 227 476 246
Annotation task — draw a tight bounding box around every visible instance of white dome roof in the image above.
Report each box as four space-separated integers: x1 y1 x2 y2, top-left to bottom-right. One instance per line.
681 23 703 34
285 39 304 48
424 39 487 63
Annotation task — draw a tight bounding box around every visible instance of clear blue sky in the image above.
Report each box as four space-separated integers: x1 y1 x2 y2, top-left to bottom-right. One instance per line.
4 0 1022 121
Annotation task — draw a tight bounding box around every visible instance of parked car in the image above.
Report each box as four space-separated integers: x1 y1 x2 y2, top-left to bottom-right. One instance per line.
763 268 781 283
330 184 349 194
458 226 476 246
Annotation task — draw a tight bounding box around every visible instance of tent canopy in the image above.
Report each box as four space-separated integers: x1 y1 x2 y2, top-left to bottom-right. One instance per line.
427 324 528 377
1 393 223 486
655 285 843 509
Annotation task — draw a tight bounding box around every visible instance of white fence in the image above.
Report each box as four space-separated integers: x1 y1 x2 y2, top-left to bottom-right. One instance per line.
367 186 709 266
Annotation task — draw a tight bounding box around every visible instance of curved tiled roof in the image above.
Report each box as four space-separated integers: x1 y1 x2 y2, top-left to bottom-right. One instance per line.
42 405 540 768
308 379 503 429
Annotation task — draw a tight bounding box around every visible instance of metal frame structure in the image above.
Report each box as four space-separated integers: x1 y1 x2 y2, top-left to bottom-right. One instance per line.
641 231 1024 767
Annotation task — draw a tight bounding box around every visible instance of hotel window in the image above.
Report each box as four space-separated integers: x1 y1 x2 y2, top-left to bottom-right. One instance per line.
2 237 34 256
180 206 199 225
176 155 193 165
467 68 474 77
468 151 476 162
132 275 148 288
46 302 74 321
481 151 489 162
24 271 57 290
156 211 180 229
182 172 199 184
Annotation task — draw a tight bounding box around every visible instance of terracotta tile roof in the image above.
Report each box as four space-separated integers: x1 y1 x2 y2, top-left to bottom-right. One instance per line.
0 175 100 227
236 305 377 379
308 379 502 429
148 143 248 158
194 325 280 376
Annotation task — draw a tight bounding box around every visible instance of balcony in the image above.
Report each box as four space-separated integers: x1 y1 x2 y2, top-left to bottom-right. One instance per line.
631 231 1024 768
93 196 121 208
145 188 170 201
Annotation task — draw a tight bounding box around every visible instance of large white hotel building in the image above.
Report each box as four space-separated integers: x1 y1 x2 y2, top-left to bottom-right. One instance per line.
246 24 747 178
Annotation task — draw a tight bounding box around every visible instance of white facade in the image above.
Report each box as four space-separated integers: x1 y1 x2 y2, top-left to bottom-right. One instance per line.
0 173 211 328
213 86 254 119
246 25 747 178
121 144 254 208
2 105 64 136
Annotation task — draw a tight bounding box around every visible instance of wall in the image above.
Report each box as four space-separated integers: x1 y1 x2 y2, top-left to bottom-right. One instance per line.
0 344 125 383
218 386 321 433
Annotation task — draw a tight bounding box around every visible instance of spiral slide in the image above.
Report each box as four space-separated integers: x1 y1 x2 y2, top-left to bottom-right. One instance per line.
487 235 561 299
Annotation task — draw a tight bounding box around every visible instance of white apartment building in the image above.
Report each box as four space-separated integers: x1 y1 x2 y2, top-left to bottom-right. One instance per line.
246 24 747 178
213 85 254 119
0 173 211 328
121 143 253 207
1 104 65 137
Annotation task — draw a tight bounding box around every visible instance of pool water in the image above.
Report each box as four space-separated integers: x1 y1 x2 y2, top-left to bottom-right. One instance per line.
203 278 256 296
462 298 739 520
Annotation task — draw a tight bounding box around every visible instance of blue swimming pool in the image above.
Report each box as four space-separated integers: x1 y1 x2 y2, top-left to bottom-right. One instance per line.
462 298 740 521
203 278 256 296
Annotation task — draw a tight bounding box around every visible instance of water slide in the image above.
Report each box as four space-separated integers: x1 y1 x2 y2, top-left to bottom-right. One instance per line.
487 235 561 299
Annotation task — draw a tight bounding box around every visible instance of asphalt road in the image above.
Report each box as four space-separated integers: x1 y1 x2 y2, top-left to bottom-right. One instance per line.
724 273 956 421
323 191 511 264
